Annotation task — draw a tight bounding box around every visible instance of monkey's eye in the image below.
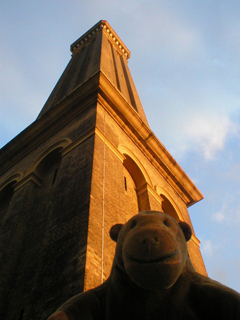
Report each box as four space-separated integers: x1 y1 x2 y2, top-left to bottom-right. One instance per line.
130 220 137 229
164 220 170 227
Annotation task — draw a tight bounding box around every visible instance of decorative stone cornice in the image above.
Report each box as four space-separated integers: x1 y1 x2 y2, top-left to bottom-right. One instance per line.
70 20 131 59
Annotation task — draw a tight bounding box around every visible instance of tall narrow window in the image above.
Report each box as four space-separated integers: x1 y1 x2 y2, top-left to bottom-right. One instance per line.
18 308 24 320
52 168 58 185
124 176 127 191
123 166 139 215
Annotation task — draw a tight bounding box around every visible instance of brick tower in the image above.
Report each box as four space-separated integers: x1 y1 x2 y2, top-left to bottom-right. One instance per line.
0 21 206 319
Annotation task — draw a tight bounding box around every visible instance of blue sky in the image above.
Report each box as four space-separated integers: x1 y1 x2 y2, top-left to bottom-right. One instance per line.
1 1 240 292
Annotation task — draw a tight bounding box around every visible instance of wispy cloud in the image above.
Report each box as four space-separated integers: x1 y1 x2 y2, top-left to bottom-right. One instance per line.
201 239 219 258
211 195 240 226
186 116 236 160
212 211 226 223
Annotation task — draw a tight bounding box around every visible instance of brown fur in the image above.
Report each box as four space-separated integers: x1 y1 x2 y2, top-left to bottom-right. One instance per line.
48 211 240 319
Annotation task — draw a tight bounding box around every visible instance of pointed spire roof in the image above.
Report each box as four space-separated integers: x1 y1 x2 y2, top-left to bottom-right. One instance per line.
37 20 149 126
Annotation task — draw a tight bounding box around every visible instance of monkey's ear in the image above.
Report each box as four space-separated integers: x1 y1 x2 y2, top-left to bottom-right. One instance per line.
109 224 123 242
178 221 192 242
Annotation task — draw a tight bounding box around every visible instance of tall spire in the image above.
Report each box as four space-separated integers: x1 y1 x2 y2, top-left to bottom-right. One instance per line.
37 20 149 126
0 21 206 318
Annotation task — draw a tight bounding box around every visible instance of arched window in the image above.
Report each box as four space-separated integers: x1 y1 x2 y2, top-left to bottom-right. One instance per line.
25 139 72 187
0 182 15 226
123 155 150 212
160 194 179 221
35 148 62 186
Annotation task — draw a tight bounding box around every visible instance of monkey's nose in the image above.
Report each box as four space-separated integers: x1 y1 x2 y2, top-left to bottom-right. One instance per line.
142 236 159 246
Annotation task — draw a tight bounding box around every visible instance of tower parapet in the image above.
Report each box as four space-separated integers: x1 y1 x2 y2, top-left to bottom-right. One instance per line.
71 20 131 59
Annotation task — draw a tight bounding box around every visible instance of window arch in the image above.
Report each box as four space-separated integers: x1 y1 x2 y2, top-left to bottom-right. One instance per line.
155 186 183 221
34 148 62 186
123 155 146 189
122 154 150 212
118 145 153 212
161 194 179 221
25 138 71 177
0 173 22 226
0 182 15 226
118 145 152 186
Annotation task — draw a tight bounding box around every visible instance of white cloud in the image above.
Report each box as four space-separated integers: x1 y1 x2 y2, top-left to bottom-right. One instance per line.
211 202 228 225
210 196 240 228
212 211 226 223
186 115 236 160
201 239 219 258
159 113 237 161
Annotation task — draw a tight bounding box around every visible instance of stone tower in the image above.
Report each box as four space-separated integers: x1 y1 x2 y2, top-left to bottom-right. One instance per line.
0 21 206 319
